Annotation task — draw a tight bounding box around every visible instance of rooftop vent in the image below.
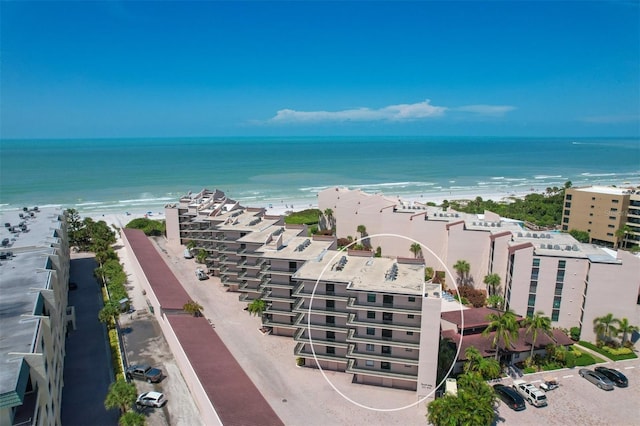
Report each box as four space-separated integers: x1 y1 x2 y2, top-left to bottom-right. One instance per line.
335 255 348 271
385 263 398 281
295 238 311 252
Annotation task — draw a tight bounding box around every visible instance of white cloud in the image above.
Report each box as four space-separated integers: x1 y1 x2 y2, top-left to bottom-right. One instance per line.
269 100 447 123
455 104 517 116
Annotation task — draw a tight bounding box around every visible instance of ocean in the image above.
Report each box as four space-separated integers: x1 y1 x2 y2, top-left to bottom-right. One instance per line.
1 136 638 215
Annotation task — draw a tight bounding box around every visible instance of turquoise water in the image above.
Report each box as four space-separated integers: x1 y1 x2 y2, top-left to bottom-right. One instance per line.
1 136 638 214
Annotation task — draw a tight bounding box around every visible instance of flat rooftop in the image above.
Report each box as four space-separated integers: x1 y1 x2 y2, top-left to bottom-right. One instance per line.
293 252 425 295
259 235 335 261
572 186 631 196
0 207 63 402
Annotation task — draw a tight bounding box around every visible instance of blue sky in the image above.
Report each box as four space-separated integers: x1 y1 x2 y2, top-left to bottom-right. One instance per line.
1 1 638 138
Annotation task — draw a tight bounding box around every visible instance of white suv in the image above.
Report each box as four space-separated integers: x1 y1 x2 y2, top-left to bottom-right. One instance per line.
512 380 547 407
136 391 167 408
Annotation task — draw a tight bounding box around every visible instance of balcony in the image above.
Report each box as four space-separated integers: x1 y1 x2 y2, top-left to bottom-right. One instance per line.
262 290 294 303
346 344 419 365
347 298 421 313
292 298 350 317
346 313 421 332
294 343 349 364
292 282 350 301
264 305 297 316
346 329 420 349
293 328 350 346
292 315 349 332
345 359 417 381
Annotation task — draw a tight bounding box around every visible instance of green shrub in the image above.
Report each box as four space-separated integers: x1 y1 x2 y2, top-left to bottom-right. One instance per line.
606 347 633 356
579 341 637 361
565 351 576 368
570 327 581 341
523 366 537 374
125 217 166 236
284 209 321 225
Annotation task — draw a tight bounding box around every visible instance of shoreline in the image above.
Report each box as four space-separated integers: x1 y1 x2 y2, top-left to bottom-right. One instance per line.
85 188 533 230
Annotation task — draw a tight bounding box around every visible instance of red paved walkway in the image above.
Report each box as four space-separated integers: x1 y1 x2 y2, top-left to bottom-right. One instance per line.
124 229 283 426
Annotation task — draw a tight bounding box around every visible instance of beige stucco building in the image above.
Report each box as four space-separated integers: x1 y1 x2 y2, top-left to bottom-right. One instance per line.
562 186 640 248
0 208 71 426
319 187 640 343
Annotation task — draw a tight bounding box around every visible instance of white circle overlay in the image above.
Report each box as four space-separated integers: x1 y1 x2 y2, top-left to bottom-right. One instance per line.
306 233 464 411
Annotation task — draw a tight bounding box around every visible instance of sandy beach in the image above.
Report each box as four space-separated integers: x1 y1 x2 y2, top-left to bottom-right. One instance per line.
86 188 532 229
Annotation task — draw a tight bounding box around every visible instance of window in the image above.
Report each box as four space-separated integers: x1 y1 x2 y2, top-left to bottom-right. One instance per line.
381 362 391 370
611 208 618 212
558 260 566 269
527 307 535 317
609 216 616 220
529 282 537 293
564 209 570 216
326 283 335 295
556 270 565 281
383 312 393 323
612 199 619 204
562 225 568 231
565 202 571 208
563 217 569 223
408 314 415 319
366 344 375 352
326 346 335 354
551 310 560 321
406 331 414 336
555 283 563 296
607 233 614 237
326 316 335 324
367 311 376 319
408 296 416 302
383 295 394 306
532 258 540 267
365 360 374 367
382 346 391 354
608 224 615 228
382 329 393 339
528 294 536 306
326 299 335 309
326 331 335 340
289 261 297 271
566 194 572 200
553 297 561 309
366 327 375 335
531 267 539 280
589 213 593 217
367 293 376 303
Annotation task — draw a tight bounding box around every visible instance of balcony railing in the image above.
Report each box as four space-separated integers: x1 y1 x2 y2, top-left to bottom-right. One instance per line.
345 359 417 381
292 282 350 301
346 329 420 349
294 343 349 364
346 344 419 365
292 298 351 317
345 313 421 332
347 297 421 313
293 328 350 346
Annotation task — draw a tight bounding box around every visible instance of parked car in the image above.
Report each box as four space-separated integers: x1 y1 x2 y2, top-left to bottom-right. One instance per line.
125 364 163 383
579 368 614 390
595 366 628 388
136 391 167 408
493 384 526 411
512 380 547 407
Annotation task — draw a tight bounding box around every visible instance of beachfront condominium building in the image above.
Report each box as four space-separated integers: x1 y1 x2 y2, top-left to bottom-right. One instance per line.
0 207 72 426
561 185 640 248
318 187 640 343
165 190 442 393
291 251 441 393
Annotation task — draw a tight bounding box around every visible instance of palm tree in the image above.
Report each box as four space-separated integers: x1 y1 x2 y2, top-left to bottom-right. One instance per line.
323 208 334 230
464 346 501 380
522 311 553 359
615 225 632 249
615 317 639 345
486 295 504 310
356 224 367 247
247 298 267 317
482 309 520 360
483 273 501 297
593 313 618 343
196 249 207 264
453 259 471 286
183 300 204 317
409 242 422 258
104 379 137 414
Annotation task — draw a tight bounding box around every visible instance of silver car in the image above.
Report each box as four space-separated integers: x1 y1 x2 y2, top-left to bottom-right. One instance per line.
579 368 614 390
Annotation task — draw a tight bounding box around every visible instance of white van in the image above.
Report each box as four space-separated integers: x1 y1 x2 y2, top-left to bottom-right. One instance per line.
512 380 547 407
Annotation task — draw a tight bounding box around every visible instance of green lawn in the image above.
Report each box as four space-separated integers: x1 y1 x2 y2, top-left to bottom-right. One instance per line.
284 209 321 225
578 341 638 361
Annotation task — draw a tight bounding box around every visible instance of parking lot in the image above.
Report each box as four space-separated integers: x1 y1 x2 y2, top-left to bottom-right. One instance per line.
495 360 639 425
